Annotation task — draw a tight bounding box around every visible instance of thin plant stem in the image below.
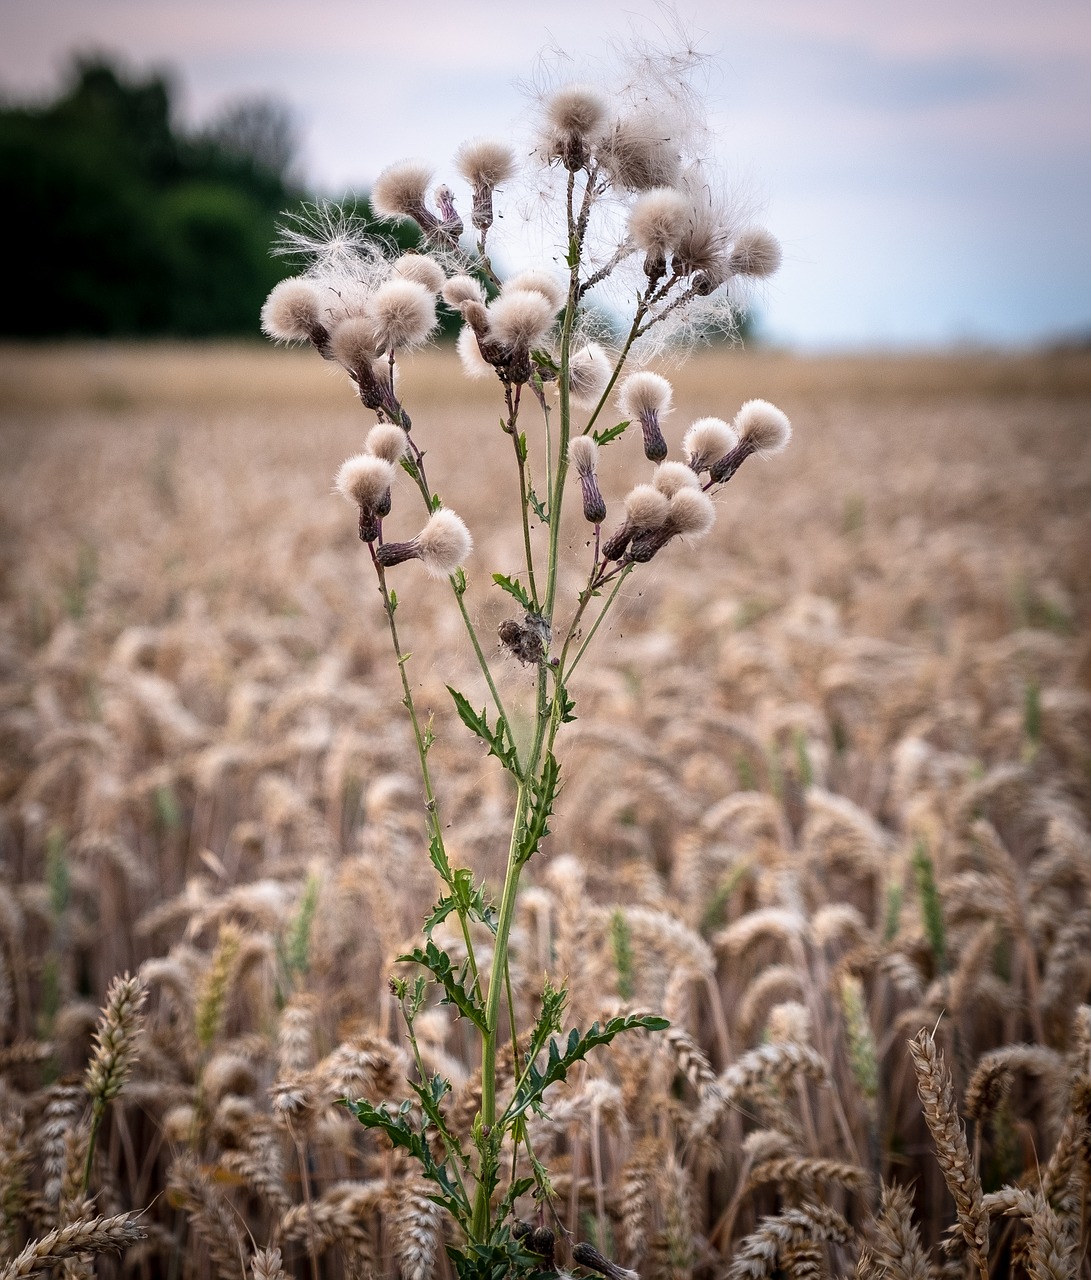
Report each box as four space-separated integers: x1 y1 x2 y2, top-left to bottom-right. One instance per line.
368 545 481 993
505 382 539 607
563 566 634 680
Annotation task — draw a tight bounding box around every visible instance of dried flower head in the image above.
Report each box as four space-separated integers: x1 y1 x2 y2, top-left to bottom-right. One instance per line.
735 399 792 454
542 84 609 168
568 435 599 478
505 270 567 313
617 370 673 421
334 454 396 515
569 435 606 523
684 417 738 472
602 109 682 191
329 316 381 374
371 160 435 224
708 400 792 484
366 423 410 464
416 509 472 577
617 370 673 462
456 138 518 189
567 343 612 408
377 509 473 578
664 486 715 537
456 138 517 230
260 278 326 345
652 460 702 498
368 279 437 352
629 187 690 257
443 275 487 308
392 254 446 293
457 325 494 380
603 482 670 560
487 289 556 350
728 228 782 279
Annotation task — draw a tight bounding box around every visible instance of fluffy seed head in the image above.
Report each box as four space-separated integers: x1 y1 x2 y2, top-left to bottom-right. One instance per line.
371 160 433 220
617 371 673 422
456 326 494 380
329 316 381 372
334 454 396 509
629 187 690 256
392 254 446 293
443 275 486 308
568 343 612 407
568 434 599 478
416 509 472 578
487 289 556 349
624 483 670 530
260 278 324 342
664 487 716 539
455 138 517 189
734 399 792 454
365 423 409 464
602 110 682 191
729 228 782 279
653 460 702 499
684 417 738 471
504 270 566 313
544 84 609 138
369 279 437 351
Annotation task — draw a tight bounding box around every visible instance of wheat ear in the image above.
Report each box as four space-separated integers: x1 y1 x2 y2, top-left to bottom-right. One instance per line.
871 1181 931 1280
727 1204 852 1280
0 1213 145 1278
82 972 147 1194
908 1029 989 1279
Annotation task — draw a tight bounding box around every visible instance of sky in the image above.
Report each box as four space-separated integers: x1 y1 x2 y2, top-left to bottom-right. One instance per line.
3 0 1090 350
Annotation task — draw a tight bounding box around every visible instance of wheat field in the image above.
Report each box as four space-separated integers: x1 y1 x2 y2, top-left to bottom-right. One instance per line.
1 342 1090 1278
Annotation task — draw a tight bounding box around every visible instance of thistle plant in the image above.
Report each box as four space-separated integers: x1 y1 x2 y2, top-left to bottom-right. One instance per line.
262 44 791 1278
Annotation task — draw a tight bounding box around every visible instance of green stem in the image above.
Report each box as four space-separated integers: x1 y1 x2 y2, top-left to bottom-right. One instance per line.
370 549 481 993
563 566 634 681
505 384 539 609
81 1103 104 1196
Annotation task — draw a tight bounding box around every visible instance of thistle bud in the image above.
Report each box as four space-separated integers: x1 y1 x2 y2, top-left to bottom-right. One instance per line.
375 509 472 578
542 85 608 171
602 483 669 561
709 400 791 484
617 371 673 463
433 184 464 238
456 138 517 231
569 435 606 524
335 454 396 543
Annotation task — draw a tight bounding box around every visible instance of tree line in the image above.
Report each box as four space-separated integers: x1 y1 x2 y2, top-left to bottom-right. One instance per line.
0 57 415 338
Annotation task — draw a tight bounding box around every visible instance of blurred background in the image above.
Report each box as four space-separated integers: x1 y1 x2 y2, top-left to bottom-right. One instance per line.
2 0 1090 349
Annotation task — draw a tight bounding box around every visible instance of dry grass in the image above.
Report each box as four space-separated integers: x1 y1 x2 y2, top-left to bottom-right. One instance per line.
1 342 1090 1278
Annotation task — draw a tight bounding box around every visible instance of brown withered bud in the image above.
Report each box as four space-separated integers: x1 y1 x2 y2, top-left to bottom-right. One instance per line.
568 436 606 524
498 614 549 665
433 184 464 239
572 1242 638 1280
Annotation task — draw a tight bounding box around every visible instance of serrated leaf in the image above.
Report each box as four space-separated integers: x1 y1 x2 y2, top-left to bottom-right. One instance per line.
493 573 533 611
518 751 560 864
346 1097 467 1219
447 685 519 772
424 870 498 938
556 679 577 724
398 940 486 1029
592 419 630 447
527 484 548 524
505 1013 669 1122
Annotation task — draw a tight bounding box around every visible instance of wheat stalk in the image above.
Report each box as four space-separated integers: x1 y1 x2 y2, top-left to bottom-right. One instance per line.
908 1028 989 1279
